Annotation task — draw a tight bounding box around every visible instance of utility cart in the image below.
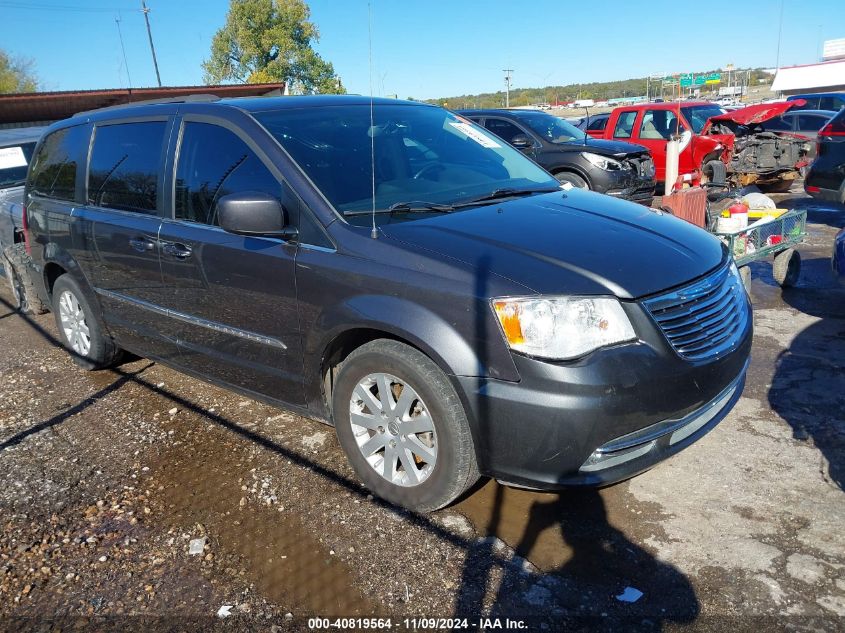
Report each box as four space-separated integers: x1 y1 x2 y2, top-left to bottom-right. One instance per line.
660 186 807 289
713 208 807 289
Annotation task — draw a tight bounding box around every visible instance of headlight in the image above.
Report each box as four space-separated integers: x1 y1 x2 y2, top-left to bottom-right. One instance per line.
492 296 637 360
581 151 624 171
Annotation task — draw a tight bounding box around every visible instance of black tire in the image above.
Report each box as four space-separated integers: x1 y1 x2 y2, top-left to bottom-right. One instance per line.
759 179 795 194
772 248 800 288
332 339 479 512
2 243 48 314
555 171 589 189
702 159 727 186
51 274 122 370
739 265 751 292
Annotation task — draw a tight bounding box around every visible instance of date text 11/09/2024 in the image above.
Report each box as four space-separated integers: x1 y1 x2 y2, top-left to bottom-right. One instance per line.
307 617 528 630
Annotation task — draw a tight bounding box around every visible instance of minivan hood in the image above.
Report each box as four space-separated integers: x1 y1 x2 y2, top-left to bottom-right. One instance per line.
380 190 724 300
559 137 649 157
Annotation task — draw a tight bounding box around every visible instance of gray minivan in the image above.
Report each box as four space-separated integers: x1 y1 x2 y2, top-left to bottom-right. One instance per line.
24 96 751 511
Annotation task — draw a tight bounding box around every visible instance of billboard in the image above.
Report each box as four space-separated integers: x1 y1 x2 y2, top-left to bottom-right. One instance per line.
822 38 845 61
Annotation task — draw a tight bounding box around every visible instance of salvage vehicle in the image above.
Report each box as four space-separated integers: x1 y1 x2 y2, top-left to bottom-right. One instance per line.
805 108 845 203
0 126 47 313
458 109 655 204
24 96 751 511
599 101 810 192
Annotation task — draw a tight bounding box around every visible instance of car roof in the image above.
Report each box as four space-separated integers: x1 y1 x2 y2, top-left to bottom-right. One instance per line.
613 101 714 110
0 126 47 146
787 92 844 99
782 109 838 117
456 109 551 117
51 95 430 130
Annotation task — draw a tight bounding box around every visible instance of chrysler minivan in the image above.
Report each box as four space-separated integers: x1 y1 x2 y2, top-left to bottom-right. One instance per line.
24 96 751 511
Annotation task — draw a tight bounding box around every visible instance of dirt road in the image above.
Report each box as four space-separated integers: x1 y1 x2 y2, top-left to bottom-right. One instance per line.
1 196 843 631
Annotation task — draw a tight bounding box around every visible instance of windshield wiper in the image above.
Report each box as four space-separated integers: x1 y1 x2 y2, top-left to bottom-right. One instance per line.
344 201 455 216
452 187 560 208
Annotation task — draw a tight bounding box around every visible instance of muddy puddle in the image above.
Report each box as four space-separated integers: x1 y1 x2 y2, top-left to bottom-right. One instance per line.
453 479 641 576
135 400 374 615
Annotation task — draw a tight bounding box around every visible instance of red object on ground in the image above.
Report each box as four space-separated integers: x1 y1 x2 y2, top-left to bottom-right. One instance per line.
659 187 708 227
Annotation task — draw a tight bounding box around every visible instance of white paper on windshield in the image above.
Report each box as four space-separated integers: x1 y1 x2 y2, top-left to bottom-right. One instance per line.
448 122 501 148
0 146 27 169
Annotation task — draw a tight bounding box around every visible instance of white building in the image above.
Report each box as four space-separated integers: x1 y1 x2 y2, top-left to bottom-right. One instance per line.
771 59 845 96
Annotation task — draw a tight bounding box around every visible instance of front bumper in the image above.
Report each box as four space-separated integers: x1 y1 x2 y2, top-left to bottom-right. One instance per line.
453 309 752 489
591 168 655 205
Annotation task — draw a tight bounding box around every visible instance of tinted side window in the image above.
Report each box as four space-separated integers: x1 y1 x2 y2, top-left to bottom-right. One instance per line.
818 96 843 111
613 111 638 138
29 126 88 201
175 122 282 226
763 116 792 132
640 110 685 139
797 114 826 132
484 119 526 144
88 121 167 214
587 117 607 131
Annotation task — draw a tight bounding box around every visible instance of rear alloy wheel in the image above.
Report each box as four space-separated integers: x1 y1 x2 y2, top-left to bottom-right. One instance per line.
332 339 478 511
2 243 47 314
51 274 122 370
555 171 589 189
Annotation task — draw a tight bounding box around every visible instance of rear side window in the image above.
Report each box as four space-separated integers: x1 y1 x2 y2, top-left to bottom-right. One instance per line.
484 118 526 144
762 116 792 132
29 126 88 201
613 111 638 138
88 121 167 214
587 117 607 132
797 114 826 132
818 96 844 111
174 122 282 226
0 141 35 188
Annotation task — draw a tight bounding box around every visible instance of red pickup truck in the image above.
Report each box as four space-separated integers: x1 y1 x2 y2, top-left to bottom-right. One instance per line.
596 101 810 192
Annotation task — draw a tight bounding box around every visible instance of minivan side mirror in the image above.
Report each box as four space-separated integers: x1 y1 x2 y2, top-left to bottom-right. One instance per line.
217 191 298 240
510 134 533 149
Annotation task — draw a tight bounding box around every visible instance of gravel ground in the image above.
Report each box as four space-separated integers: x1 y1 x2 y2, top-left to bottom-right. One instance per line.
0 190 843 632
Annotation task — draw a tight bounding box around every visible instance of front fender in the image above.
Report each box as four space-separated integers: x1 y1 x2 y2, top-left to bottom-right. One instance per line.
307 294 519 382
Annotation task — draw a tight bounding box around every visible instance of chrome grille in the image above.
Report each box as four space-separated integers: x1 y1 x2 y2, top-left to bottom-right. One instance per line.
643 263 749 361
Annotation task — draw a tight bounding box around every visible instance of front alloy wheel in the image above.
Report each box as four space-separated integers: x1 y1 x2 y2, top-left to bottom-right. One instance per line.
349 372 437 487
58 290 91 356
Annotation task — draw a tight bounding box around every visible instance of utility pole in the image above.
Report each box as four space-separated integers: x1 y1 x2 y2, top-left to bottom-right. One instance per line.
503 69 513 108
141 0 162 87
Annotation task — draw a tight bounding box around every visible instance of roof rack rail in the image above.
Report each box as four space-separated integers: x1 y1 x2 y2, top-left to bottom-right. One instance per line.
76 93 221 117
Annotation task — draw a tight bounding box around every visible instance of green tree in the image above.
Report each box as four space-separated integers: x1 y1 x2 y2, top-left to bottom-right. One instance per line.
0 49 38 94
202 0 344 94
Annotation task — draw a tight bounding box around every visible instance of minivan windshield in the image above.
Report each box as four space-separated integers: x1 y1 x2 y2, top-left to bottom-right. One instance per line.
254 105 559 220
513 111 587 143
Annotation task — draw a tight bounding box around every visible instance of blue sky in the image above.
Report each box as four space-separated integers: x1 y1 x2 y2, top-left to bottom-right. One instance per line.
2 0 843 99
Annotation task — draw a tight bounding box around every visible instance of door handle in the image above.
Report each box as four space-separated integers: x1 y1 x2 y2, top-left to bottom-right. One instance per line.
129 237 155 252
162 242 192 259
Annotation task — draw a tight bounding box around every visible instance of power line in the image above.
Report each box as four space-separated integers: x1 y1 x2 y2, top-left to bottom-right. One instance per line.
115 14 132 88
0 1 136 12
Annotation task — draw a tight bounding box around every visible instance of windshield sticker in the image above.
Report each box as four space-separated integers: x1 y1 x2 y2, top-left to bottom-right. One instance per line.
448 122 501 148
0 146 27 170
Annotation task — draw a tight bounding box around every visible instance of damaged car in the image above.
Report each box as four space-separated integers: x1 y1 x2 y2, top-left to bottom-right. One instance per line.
599 101 810 192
